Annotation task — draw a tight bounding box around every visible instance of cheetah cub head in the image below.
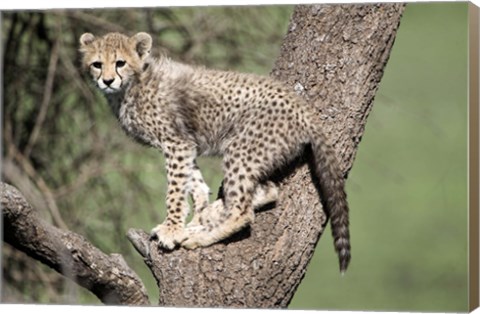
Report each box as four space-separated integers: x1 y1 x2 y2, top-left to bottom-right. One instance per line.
79 32 152 94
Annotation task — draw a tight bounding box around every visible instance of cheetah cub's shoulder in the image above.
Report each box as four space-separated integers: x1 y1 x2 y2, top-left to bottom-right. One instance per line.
79 32 351 273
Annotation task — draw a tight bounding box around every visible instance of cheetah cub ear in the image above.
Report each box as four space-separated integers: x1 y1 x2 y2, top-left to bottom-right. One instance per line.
79 33 96 47
131 32 152 60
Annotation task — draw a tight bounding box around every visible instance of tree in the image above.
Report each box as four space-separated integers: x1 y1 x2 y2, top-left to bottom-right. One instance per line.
1 3 405 307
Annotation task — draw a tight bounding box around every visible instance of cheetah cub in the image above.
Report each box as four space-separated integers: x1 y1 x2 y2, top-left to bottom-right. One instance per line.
79 32 351 272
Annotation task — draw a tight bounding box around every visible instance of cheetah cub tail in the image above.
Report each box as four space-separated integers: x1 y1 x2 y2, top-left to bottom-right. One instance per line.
309 129 351 273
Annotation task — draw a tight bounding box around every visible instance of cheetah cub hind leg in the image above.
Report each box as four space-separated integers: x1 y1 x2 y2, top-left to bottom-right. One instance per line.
186 181 278 228
182 181 278 249
252 181 279 209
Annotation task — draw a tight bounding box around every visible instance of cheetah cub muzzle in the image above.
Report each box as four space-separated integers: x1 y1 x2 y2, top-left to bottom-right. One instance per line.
79 32 351 273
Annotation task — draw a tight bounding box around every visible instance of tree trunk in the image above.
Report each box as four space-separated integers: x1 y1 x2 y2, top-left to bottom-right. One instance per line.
127 3 405 308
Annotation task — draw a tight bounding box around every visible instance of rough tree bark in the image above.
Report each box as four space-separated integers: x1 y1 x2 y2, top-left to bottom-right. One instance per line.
2 3 405 307
127 3 405 308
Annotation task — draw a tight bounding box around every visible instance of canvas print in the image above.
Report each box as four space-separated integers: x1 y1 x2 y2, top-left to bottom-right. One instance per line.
1 2 477 312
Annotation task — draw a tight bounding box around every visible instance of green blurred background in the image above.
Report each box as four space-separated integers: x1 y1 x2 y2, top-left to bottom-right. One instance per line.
1 2 469 311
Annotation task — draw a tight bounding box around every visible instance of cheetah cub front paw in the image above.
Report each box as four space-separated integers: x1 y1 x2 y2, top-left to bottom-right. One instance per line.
150 224 187 250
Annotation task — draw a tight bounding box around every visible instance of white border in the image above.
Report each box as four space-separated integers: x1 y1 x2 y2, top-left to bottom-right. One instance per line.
0 304 475 314
0 304 464 314
0 0 478 10
0 1 478 314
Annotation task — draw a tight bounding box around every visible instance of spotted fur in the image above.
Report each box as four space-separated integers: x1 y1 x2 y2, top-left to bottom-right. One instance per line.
79 32 351 272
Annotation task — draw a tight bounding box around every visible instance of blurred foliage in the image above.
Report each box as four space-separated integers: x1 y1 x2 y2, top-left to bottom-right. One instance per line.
1 2 469 312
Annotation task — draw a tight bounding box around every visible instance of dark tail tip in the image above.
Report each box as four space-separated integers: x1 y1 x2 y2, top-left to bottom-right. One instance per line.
339 248 351 274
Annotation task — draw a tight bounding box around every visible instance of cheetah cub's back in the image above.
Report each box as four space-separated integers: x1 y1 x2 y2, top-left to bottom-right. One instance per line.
79 31 351 273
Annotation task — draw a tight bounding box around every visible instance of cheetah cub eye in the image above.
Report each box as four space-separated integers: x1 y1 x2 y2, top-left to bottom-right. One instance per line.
116 60 126 68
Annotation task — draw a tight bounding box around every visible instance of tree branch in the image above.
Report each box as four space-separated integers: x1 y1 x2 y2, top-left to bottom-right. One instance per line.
1 182 150 305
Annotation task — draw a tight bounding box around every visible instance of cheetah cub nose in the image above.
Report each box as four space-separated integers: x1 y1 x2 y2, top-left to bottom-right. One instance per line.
103 79 114 86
